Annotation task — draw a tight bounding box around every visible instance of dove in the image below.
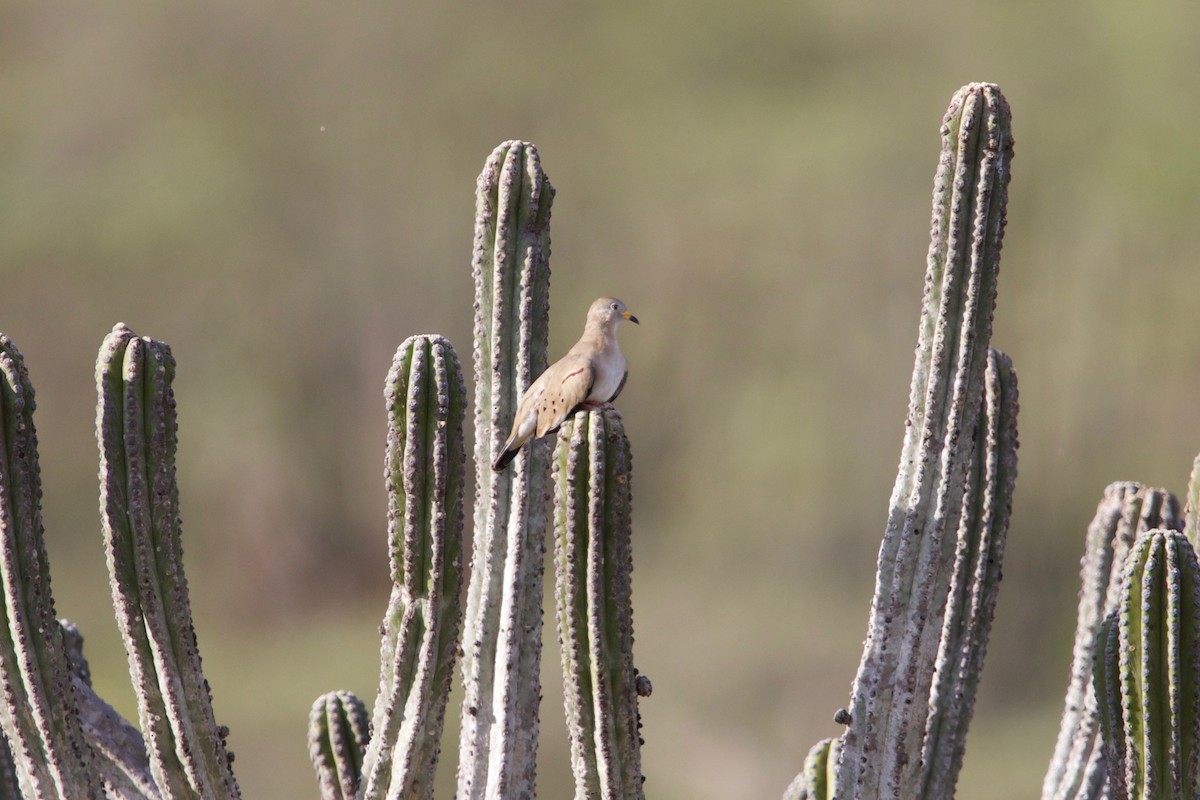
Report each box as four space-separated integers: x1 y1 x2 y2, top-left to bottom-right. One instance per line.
492 296 638 471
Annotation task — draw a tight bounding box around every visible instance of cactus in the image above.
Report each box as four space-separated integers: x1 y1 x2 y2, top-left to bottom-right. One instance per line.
0 333 102 799
458 140 555 800
552 408 646 800
1091 529 1200 800
1042 484 1182 800
357 335 467 799
831 82 1015 800
918 348 1018 800
96 324 240 800
783 739 840 800
309 690 370 800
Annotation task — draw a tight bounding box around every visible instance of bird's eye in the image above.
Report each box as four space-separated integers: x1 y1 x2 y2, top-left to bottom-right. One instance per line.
610 303 619 311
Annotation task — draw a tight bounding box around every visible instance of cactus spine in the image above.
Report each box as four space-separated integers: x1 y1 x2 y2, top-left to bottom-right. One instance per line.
1042 484 1182 800
0 333 102 799
1093 530 1200 800
96 324 240 800
309 690 371 800
834 82 1015 800
553 408 645 800
358 335 467 799
458 140 555 800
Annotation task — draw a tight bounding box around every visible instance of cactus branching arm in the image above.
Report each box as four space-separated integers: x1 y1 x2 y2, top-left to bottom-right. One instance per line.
0 333 102 799
359 335 466 800
553 408 646 800
308 690 370 800
96 323 240 800
1042 484 1181 800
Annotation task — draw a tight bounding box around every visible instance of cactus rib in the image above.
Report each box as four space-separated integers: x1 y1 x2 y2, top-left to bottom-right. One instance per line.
96 323 239 800
0 333 101 799
553 408 644 800
836 83 1014 800
359 335 466 799
784 738 841 800
1043 484 1181 800
309 691 370 800
458 141 554 800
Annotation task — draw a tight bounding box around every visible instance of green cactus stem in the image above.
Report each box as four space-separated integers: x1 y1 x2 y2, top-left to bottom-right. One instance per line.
783 738 840 800
95 323 239 800
1092 529 1200 800
458 140 554 800
553 408 645 800
309 691 370 800
359 335 466 800
918 347 1018 800
0 332 102 799
836 82 1014 800
1043 484 1181 800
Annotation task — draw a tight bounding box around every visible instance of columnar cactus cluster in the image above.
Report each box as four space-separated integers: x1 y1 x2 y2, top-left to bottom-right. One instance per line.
2 82 1200 800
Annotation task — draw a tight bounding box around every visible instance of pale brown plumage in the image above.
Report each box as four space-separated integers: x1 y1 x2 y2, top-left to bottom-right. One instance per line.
492 296 638 471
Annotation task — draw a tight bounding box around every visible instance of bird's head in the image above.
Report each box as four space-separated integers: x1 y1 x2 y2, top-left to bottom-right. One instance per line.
588 296 639 331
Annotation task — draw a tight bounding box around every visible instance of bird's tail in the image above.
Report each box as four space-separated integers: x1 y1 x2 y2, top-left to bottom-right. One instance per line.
492 445 520 472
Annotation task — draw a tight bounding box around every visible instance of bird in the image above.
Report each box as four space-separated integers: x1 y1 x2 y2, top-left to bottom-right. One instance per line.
492 296 638 471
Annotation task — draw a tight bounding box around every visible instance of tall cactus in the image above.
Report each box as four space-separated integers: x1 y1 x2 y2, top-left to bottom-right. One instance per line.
1092 529 1200 800
1042 484 1182 800
833 82 1015 800
0 333 102 799
358 335 467 799
553 408 647 800
96 323 240 800
458 140 555 800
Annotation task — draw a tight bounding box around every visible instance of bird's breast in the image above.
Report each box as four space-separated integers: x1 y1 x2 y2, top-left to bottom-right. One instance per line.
588 349 627 402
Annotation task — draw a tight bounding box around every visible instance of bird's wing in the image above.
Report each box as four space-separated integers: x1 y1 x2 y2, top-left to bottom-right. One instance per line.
535 356 594 437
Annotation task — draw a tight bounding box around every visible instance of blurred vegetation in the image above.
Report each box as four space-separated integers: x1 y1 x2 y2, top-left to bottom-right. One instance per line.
3 1 1200 798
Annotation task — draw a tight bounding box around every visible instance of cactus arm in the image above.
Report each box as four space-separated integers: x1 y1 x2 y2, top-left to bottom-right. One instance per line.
358 336 466 799
553 409 645 800
1043 485 1181 800
0 333 103 799
919 347 1019 800
837 83 1014 800
59 620 158 800
458 141 554 800
1094 530 1200 800
308 690 369 800
783 738 841 800
96 324 239 800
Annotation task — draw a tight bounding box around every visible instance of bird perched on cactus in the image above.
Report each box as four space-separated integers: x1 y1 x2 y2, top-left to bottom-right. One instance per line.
492 296 638 471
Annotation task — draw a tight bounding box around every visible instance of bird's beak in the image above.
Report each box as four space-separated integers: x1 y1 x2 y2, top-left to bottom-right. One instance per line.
622 310 639 324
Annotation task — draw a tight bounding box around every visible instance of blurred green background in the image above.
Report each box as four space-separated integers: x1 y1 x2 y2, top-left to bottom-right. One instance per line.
4 1 1200 797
